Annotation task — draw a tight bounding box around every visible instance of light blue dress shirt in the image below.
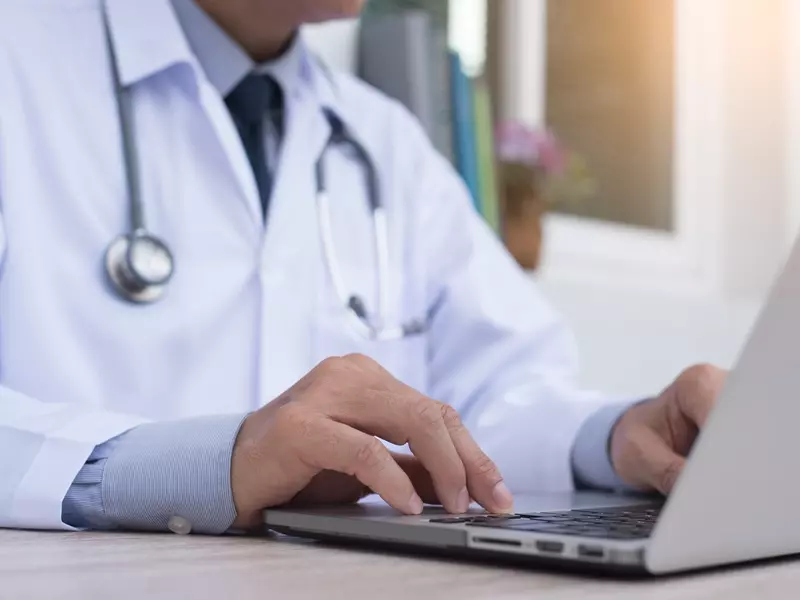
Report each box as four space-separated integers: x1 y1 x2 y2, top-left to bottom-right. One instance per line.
62 0 632 534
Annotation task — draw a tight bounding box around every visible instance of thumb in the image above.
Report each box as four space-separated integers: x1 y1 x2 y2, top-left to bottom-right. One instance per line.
631 426 687 495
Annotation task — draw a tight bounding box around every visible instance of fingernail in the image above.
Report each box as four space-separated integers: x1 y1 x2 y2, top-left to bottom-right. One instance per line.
408 493 424 515
456 488 470 514
492 482 514 512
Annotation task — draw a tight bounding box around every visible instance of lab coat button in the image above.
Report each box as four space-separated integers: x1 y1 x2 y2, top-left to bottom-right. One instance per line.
168 516 192 535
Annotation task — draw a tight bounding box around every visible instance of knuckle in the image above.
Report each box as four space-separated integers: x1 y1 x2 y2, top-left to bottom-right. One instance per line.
682 363 723 389
316 356 347 377
353 438 386 471
343 353 380 372
439 404 463 430
316 354 380 381
472 452 501 482
343 354 392 379
414 399 447 429
309 357 352 399
678 364 726 412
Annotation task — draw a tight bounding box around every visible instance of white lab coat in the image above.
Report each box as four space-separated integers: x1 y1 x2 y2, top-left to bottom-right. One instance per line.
0 0 617 530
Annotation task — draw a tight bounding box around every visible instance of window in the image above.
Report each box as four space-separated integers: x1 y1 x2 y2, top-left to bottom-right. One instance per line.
545 0 675 231
493 0 800 300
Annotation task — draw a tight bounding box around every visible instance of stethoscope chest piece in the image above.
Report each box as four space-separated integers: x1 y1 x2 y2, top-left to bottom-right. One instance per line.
105 230 174 304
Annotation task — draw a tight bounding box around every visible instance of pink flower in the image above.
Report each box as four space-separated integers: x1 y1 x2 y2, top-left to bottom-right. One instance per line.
495 122 568 176
495 122 536 163
533 130 568 174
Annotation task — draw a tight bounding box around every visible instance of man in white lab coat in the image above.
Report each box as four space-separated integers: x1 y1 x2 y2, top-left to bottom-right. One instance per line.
0 0 726 533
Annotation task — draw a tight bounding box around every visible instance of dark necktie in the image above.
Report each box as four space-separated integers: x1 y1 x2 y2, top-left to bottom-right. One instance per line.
225 74 284 220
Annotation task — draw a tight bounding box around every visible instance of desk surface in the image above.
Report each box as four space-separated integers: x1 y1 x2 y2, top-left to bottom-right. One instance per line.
3 530 800 600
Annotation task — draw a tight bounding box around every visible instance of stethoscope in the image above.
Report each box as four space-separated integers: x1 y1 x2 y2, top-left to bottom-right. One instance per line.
101 4 426 340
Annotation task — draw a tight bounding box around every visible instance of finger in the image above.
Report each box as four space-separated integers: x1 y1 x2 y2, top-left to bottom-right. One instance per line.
324 385 469 514
311 354 468 511
443 411 513 514
290 471 371 507
631 426 687 495
677 365 726 428
405 401 471 514
393 453 439 505
299 418 423 514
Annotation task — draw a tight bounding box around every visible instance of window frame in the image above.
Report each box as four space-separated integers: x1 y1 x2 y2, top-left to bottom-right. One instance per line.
498 0 730 296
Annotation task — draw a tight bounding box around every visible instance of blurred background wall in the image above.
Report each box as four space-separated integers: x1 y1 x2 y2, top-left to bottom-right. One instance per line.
303 0 800 397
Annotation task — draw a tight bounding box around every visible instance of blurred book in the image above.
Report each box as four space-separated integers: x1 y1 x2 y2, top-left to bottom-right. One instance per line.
472 78 501 233
358 11 453 161
358 4 500 227
449 52 481 212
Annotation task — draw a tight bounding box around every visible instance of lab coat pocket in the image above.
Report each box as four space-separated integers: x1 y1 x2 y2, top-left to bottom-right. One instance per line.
313 308 430 396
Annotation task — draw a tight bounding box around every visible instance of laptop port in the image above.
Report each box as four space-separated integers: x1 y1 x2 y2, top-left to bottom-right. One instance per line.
578 545 605 560
472 537 522 548
535 540 564 554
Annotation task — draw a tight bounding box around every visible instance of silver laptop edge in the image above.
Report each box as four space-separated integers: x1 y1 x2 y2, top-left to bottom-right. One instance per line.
264 492 652 571
265 236 800 575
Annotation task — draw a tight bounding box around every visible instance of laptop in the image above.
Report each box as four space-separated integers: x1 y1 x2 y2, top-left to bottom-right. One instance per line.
263 236 800 576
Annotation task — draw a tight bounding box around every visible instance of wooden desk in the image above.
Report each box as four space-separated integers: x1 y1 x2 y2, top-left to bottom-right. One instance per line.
3 530 800 600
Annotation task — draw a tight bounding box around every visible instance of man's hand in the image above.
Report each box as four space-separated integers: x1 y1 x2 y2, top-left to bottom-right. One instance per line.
611 364 728 495
230 354 514 529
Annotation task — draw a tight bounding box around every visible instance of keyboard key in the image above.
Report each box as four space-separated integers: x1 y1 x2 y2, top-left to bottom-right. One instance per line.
470 515 523 524
430 515 524 525
463 505 659 539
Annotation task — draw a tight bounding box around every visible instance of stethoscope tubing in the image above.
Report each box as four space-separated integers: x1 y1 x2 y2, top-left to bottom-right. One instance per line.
101 0 426 339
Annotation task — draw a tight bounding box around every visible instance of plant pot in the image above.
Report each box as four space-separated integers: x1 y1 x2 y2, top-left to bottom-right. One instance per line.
499 162 546 271
503 201 544 271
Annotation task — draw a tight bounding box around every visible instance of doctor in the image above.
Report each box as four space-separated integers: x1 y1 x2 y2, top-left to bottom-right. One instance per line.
0 0 726 534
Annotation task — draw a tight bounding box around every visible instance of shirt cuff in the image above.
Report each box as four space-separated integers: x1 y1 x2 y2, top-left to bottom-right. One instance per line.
571 402 638 491
62 438 118 529
62 414 247 534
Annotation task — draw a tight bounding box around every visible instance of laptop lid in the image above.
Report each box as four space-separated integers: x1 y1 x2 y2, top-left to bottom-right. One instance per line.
646 236 800 573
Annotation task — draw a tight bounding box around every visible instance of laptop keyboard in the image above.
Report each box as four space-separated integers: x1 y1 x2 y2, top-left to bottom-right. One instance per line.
428 504 663 540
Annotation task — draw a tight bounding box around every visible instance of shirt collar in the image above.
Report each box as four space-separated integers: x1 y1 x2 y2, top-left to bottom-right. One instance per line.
169 0 310 101
104 0 197 87
105 0 348 131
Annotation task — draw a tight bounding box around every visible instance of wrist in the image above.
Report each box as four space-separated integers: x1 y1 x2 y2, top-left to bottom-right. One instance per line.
572 402 639 491
230 408 289 530
231 437 264 530
609 399 655 489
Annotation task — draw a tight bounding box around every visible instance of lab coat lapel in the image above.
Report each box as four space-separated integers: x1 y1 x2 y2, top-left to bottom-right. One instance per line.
106 0 264 229
195 79 265 230
255 91 331 401
266 90 331 251
104 0 195 87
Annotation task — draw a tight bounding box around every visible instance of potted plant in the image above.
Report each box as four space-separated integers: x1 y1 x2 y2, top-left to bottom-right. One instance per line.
495 122 597 271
